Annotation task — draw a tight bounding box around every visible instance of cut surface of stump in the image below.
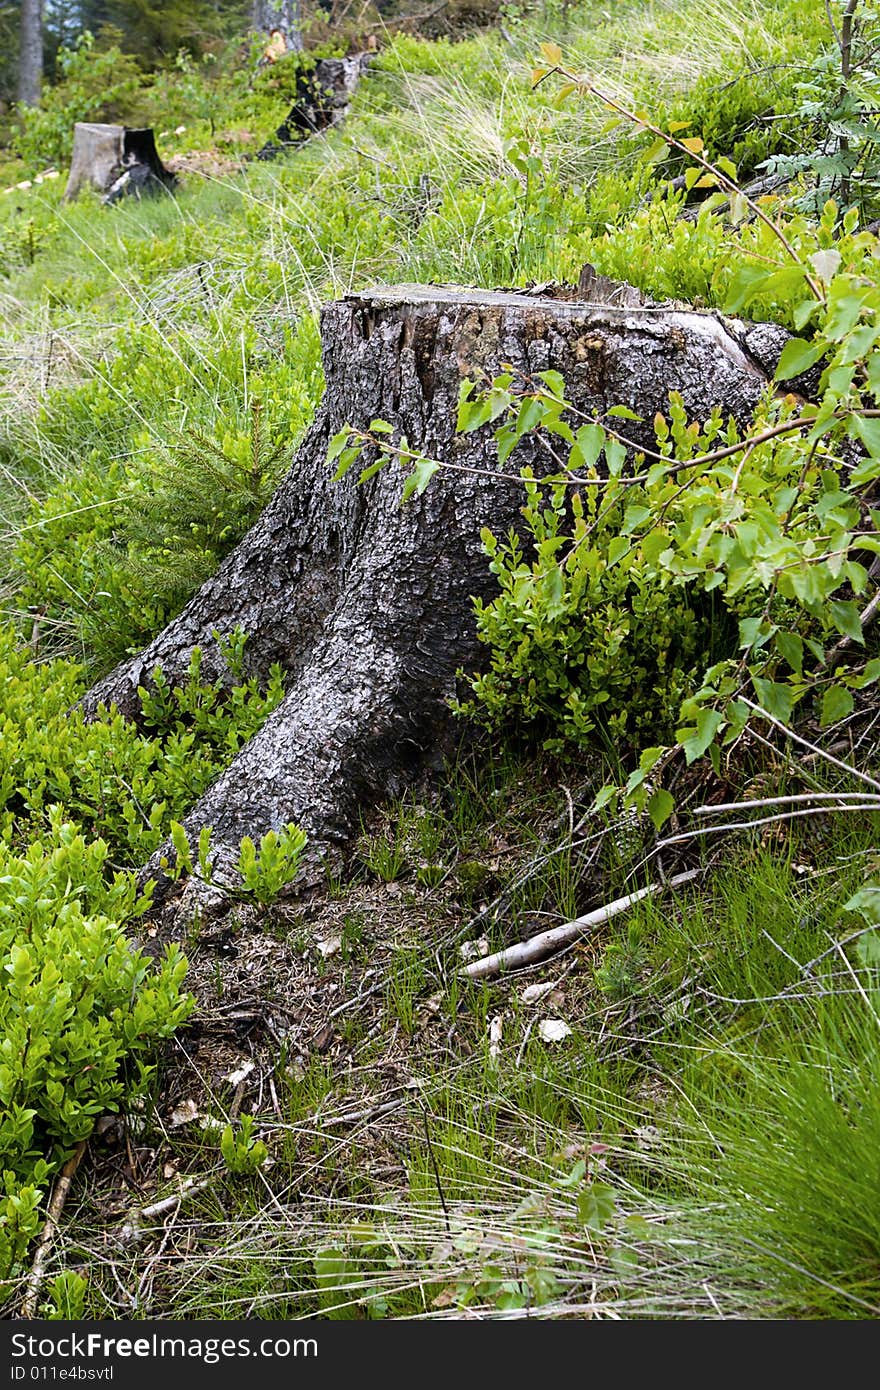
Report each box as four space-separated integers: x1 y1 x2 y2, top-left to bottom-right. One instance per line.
83 282 797 896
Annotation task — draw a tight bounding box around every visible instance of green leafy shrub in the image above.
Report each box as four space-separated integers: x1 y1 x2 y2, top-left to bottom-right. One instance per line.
43 1270 89 1319
461 463 714 751
0 625 284 864
13 33 143 171
0 1178 43 1296
220 1113 268 1175
236 823 308 904
0 810 193 1288
0 622 294 1292
458 329 878 791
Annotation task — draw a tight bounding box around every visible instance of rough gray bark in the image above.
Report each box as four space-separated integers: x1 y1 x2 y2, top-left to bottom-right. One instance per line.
83 284 791 891
18 0 43 106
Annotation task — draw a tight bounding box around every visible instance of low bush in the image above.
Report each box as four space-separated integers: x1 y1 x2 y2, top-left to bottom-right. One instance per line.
13 33 143 170
0 811 192 1292
0 624 284 864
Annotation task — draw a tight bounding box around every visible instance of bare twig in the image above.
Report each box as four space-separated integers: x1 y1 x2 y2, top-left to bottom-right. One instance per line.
658 801 880 847
740 696 880 793
461 870 701 980
118 1176 215 1244
693 791 880 815
20 1139 89 1318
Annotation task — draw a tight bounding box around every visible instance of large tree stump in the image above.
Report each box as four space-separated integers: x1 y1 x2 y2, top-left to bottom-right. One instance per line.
83 284 794 892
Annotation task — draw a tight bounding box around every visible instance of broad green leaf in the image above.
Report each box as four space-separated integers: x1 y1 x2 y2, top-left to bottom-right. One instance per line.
774 336 825 381
332 445 364 482
642 137 671 164
574 422 605 470
843 885 880 925
605 439 627 477
517 396 544 434
738 615 769 650
402 458 440 501
544 563 564 608
538 369 566 399
677 707 724 764
591 784 617 813
751 675 795 724
607 535 630 567
820 683 854 727
578 1181 617 1232
851 453 880 487
327 427 353 463
622 504 652 534
828 599 864 644
775 630 803 676
356 458 385 484
850 657 880 690
724 261 775 313
850 414 880 458
647 787 674 831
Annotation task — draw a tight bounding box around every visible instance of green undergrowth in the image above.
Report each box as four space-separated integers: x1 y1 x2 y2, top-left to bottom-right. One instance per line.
0 624 287 1298
0 625 284 863
0 815 192 1295
57 802 880 1320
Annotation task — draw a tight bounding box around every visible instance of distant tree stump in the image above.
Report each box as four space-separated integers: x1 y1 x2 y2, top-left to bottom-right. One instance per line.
82 283 799 894
64 124 177 203
256 55 370 159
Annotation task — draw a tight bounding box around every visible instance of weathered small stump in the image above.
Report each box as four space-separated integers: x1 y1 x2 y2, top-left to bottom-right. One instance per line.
65 124 177 203
83 283 798 893
256 54 370 160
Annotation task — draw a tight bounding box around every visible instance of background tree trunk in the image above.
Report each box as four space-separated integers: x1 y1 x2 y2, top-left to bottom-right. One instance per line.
253 0 303 51
18 0 44 106
83 284 792 894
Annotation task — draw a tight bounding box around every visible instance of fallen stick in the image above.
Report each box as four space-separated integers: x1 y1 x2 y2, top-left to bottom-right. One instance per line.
461 870 701 981
119 1176 214 1244
20 1138 89 1318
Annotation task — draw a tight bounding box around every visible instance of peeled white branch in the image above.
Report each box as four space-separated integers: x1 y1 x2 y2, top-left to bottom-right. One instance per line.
119 1176 214 1244
461 869 701 980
